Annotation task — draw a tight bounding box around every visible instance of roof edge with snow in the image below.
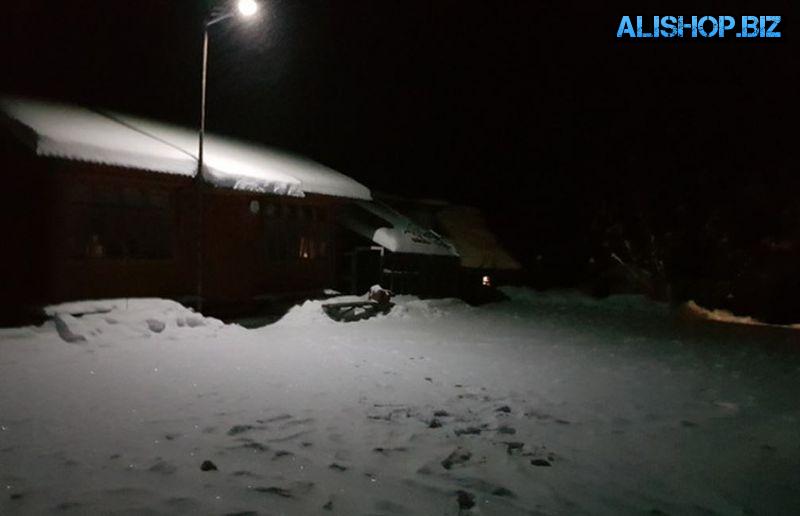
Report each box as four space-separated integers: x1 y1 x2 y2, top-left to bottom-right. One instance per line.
0 96 371 201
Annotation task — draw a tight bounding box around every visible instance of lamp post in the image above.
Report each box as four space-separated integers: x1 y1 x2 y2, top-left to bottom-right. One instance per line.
196 0 259 313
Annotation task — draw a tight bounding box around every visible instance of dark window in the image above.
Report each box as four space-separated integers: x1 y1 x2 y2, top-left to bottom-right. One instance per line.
264 203 330 262
67 185 174 260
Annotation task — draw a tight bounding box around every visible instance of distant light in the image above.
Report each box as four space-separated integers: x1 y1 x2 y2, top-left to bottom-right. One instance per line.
237 0 258 17
482 275 491 287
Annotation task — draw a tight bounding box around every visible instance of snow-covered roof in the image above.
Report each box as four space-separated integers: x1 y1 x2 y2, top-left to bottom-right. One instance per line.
436 205 522 270
341 201 459 257
0 96 371 200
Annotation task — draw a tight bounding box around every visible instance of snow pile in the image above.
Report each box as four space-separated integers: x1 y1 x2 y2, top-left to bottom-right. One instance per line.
43 298 227 343
682 300 800 329
0 96 371 200
1 291 799 514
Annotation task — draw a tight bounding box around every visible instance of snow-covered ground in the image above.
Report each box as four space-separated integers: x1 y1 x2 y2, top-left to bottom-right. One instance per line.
1 289 799 515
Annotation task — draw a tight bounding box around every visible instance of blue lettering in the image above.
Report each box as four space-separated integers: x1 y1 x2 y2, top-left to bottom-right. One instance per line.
636 16 653 37
697 16 718 37
678 16 699 38
618 15 781 40
765 16 781 37
660 16 677 37
617 16 636 38
718 16 735 37
739 16 759 37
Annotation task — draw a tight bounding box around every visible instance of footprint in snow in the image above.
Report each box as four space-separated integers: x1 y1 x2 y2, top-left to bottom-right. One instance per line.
272 450 293 460
251 481 314 499
258 414 292 424
441 447 472 470
456 478 516 499
148 459 177 475
454 426 485 436
227 424 261 436
231 470 262 478
234 441 269 452
373 446 409 455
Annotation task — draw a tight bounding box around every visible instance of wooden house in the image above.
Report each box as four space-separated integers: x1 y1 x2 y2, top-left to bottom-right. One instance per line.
0 97 371 324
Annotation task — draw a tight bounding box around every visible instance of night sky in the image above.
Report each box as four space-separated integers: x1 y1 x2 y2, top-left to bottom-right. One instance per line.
2 0 795 283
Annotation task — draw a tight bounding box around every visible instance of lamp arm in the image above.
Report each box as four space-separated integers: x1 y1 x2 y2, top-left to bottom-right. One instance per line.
206 11 234 27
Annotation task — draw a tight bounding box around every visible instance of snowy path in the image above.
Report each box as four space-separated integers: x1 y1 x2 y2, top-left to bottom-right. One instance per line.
1 291 799 515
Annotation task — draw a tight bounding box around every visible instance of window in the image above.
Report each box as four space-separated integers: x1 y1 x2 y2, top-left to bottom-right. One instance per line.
66 185 174 260
263 202 330 262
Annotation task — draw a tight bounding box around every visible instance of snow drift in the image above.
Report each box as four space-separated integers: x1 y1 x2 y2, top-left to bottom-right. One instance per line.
1 291 798 515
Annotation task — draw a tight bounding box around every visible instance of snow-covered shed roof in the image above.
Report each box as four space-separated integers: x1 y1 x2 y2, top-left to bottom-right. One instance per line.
0 96 371 200
341 201 459 257
436 205 521 270
373 195 521 270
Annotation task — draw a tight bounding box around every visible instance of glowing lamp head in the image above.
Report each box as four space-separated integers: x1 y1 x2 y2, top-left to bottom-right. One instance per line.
237 0 258 17
482 275 491 287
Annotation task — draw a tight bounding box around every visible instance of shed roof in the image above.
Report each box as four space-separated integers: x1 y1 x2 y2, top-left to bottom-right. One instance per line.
0 96 371 200
341 200 459 257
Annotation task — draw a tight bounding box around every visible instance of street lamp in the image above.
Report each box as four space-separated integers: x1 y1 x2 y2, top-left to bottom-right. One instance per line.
237 0 259 17
196 0 260 312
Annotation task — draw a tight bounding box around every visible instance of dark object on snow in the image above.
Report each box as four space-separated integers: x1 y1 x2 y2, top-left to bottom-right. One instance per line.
368 286 394 304
227 424 255 436
322 300 394 322
505 442 525 455
456 490 476 510
323 500 334 511
200 460 218 471
492 486 515 498
441 447 472 470
530 458 552 467
323 285 395 322
496 405 511 413
10 493 23 500
497 425 516 435
434 409 450 417
329 463 348 472
429 418 443 429
254 486 293 498
454 426 483 436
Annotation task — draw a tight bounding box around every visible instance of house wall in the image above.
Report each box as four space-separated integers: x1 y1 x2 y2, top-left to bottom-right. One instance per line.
201 190 338 307
41 160 193 303
0 148 342 322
